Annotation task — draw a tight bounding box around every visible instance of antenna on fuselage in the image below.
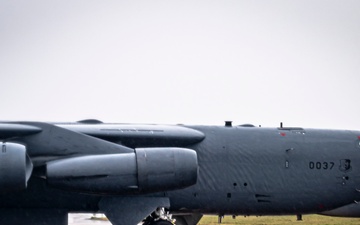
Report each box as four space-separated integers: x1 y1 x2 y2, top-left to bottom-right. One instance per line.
225 121 232 127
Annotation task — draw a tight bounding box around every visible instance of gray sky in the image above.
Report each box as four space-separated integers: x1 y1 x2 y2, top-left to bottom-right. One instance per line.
1 0 359 129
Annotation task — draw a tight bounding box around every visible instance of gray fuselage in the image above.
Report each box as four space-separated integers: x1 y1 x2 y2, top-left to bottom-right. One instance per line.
1 122 359 218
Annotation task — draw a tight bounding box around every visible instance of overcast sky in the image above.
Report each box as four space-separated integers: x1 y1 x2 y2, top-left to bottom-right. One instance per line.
0 1 359 129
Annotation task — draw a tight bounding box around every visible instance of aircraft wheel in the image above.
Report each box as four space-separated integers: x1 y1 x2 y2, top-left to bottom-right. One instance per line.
173 216 188 225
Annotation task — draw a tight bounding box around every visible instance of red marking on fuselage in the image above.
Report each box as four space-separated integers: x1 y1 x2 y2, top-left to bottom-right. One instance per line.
280 132 286 137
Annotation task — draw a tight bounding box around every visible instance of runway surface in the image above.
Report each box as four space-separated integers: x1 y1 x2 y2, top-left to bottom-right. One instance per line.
69 214 111 225
68 214 144 225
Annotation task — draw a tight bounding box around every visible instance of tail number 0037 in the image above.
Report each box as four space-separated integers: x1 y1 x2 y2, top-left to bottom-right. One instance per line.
309 161 334 170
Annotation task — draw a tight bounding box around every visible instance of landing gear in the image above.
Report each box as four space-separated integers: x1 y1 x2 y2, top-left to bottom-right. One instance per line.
172 216 187 225
297 214 302 221
173 213 203 225
143 207 175 225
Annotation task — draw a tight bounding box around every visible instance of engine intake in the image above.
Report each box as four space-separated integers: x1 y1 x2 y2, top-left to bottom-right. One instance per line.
0 142 33 192
46 147 198 194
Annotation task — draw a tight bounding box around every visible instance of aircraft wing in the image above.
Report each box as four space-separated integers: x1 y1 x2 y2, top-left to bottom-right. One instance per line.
0 121 202 225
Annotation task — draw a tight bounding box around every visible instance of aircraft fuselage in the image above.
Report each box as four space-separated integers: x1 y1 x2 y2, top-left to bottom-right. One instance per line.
0 122 359 223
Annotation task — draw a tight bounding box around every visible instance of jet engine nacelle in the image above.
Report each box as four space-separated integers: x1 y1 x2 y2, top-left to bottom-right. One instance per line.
46 147 198 194
0 142 33 192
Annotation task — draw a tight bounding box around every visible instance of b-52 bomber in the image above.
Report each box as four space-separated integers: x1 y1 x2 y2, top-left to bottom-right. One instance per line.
0 120 360 225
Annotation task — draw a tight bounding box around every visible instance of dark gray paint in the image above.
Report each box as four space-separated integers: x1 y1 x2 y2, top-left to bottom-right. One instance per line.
0 121 360 224
47 148 198 194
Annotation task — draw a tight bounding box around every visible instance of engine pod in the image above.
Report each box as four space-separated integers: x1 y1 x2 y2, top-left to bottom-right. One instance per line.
136 148 198 192
0 142 33 192
46 148 198 194
46 153 138 194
